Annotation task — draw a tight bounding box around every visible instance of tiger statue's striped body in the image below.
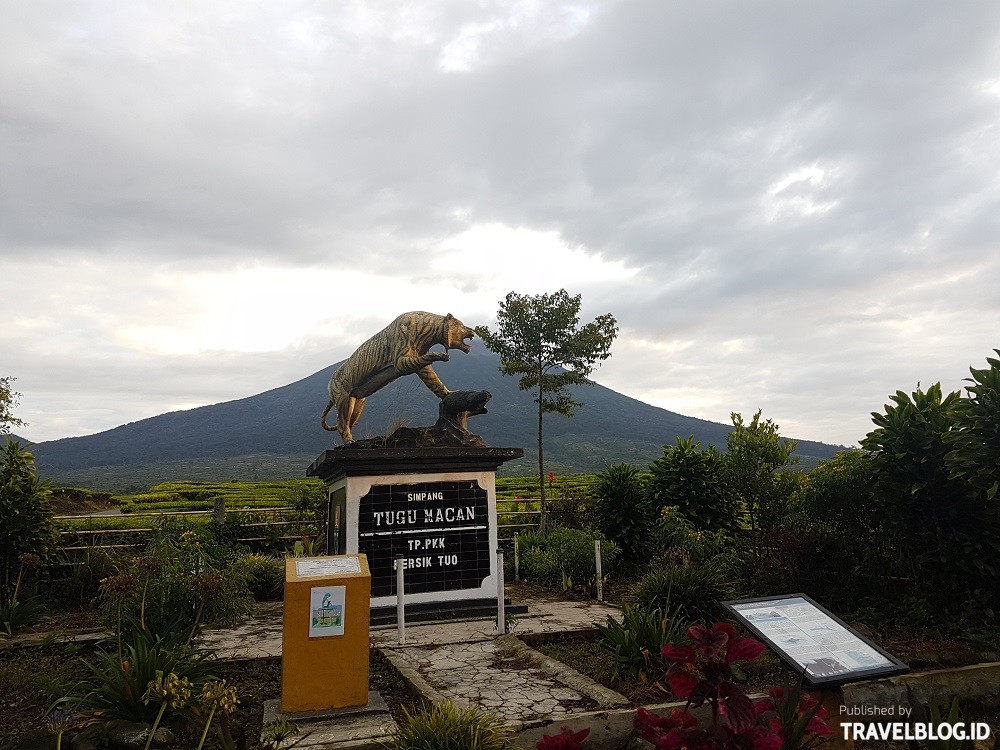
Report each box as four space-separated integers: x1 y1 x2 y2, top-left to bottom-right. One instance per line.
320 311 475 444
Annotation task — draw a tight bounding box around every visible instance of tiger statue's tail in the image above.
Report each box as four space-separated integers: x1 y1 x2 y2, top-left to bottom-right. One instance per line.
320 399 338 432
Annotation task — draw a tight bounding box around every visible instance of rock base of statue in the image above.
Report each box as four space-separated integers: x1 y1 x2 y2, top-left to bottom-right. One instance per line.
348 390 494 449
307 444 524 620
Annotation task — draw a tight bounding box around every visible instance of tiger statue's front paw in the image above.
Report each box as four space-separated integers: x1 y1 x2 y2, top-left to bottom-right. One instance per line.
428 351 450 362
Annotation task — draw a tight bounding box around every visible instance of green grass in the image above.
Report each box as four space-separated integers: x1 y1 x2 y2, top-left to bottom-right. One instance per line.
113 479 324 510
495 474 601 500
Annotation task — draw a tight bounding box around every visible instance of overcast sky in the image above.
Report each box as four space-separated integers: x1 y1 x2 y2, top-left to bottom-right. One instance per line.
3 1 999 448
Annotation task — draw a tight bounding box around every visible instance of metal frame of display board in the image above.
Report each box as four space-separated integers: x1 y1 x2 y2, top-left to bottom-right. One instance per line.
723 593 909 687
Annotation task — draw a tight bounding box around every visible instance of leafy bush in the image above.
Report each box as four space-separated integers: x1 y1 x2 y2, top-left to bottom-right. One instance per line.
653 506 730 564
1 440 57 597
546 484 596 531
795 450 902 599
0 594 47 634
862 383 1000 599
626 560 733 625
946 350 1000 503
64 619 216 724
239 553 285 600
520 545 561 584
386 702 513 750
518 529 618 588
97 530 252 638
648 437 742 534
723 411 798 541
49 547 120 607
595 604 686 681
594 463 653 564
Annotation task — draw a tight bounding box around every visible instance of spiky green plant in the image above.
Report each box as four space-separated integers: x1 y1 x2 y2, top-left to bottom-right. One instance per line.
386 702 513 750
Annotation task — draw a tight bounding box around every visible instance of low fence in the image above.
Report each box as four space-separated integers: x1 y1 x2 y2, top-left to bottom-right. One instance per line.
55 498 544 553
54 505 318 553
496 498 542 542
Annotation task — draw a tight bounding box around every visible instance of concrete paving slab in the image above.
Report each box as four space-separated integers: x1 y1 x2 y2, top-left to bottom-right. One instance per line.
262 692 395 750
201 595 620 659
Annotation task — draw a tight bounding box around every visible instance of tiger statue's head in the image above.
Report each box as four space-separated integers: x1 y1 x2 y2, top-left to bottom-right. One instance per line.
443 313 476 353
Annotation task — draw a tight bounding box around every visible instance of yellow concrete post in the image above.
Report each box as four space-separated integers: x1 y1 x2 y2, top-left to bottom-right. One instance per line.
280 554 371 713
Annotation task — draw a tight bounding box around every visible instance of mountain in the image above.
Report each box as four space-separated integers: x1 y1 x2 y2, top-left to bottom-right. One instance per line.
31 348 845 490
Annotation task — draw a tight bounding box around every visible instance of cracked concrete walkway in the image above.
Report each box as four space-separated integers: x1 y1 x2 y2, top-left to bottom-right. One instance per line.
200 592 626 729
201 594 620 659
380 633 628 726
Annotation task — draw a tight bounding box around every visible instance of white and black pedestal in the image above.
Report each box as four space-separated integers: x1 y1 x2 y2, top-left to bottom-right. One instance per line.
307 446 526 624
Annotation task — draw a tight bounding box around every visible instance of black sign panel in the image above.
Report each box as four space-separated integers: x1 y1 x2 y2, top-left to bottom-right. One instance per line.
723 594 909 686
358 480 491 598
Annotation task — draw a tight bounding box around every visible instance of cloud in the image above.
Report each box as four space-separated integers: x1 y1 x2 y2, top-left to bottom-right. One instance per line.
2 0 999 448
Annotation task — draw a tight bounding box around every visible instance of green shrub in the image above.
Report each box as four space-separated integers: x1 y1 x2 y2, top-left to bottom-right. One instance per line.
97 529 252 638
626 560 733 624
648 437 741 534
518 529 618 588
386 702 512 750
0 595 47 634
546 484 595 531
1 440 57 597
862 383 997 598
48 547 120 607
594 463 653 564
652 506 730 564
240 553 285 600
595 604 686 681
64 619 216 724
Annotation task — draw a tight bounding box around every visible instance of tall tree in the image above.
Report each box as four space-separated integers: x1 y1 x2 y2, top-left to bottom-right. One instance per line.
0 376 26 435
476 289 617 531
724 410 797 546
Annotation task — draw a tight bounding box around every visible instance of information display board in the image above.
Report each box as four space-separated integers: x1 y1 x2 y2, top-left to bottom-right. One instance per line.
723 594 908 686
357 480 490 598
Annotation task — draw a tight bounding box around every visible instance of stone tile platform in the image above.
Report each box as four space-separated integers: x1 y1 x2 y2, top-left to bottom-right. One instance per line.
200 594 626 748
200 595 620 659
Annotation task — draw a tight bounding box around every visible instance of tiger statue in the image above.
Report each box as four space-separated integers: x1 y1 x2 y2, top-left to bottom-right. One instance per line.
320 311 476 444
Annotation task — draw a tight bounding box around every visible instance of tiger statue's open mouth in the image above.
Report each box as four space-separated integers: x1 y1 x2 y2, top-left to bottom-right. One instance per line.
449 327 475 354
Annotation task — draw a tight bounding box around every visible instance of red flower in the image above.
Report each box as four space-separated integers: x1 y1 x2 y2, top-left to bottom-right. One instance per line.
665 668 699 699
536 725 591 750
713 622 739 641
662 644 695 664
725 637 766 664
687 624 730 658
749 725 784 750
635 707 697 736
654 728 716 750
806 715 833 736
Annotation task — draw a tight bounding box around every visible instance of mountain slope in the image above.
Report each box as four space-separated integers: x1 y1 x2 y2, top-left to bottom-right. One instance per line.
32 348 844 487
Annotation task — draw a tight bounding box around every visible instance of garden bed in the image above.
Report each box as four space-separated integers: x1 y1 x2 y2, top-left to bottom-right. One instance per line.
526 627 1000 707
0 644 422 750
525 629 793 705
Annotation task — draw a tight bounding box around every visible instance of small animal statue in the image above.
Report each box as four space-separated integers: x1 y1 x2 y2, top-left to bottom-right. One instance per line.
320 311 475 443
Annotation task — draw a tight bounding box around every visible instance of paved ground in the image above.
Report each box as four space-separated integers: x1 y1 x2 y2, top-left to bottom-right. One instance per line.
200 594 620 659
200 592 627 730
